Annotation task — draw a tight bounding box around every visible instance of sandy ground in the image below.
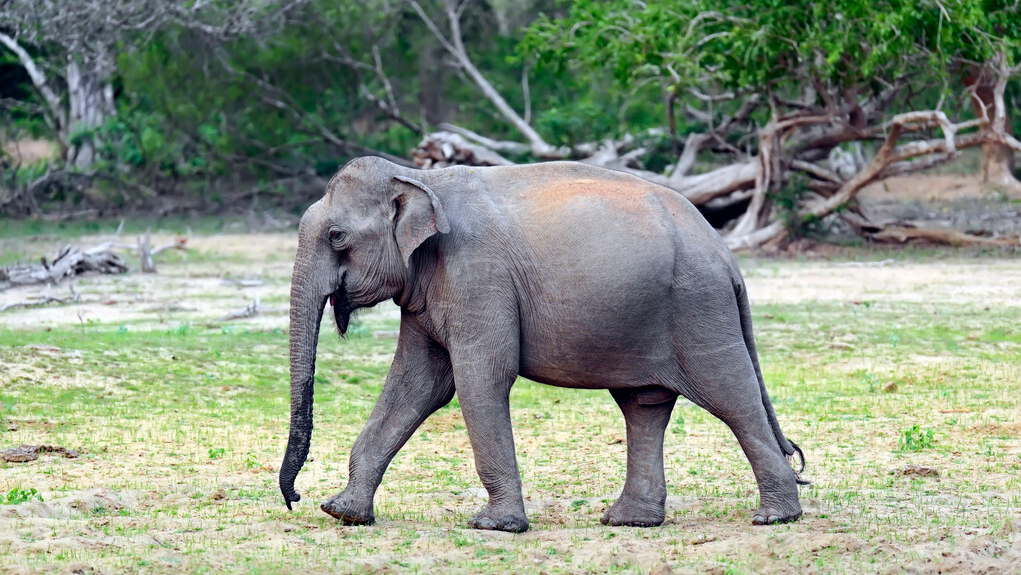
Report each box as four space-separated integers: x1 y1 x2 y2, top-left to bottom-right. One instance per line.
743 257 1021 307
1 139 58 165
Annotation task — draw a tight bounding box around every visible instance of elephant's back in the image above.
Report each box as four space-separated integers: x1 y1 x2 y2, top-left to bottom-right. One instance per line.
479 162 724 262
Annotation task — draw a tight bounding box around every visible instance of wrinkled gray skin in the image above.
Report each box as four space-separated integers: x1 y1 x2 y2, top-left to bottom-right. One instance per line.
280 156 806 533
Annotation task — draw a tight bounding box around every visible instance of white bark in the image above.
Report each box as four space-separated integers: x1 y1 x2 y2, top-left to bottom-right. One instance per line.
963 54 1021 194
65 59 117 169
982 54 1021 194
412 129 759 205
1 0 304 170
0 243 127 290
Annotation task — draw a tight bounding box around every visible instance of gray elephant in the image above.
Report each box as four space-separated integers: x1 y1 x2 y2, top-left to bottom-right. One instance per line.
280 156 807 533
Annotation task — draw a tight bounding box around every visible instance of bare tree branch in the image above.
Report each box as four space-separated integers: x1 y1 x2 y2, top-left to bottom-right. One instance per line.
321 40 424 134
790 159 842 184
410 0 562 157
437 123 531 154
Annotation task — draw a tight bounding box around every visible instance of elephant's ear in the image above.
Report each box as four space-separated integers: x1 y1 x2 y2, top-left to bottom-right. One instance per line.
391 175 450 266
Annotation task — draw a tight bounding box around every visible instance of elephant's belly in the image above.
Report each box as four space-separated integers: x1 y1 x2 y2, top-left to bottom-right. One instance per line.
517 307 676 389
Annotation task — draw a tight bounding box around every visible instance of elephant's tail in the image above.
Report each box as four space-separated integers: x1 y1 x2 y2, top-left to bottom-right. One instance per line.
734 279 810 485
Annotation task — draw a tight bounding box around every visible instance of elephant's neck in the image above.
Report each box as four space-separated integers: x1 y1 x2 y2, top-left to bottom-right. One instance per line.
393 243 437 314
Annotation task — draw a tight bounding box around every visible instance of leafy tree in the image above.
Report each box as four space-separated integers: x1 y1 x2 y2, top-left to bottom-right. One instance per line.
0 0 303 169
520 0 1021 246
1 0 1018 250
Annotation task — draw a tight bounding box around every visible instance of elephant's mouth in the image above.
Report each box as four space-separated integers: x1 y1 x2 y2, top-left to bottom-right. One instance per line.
329 287 354 336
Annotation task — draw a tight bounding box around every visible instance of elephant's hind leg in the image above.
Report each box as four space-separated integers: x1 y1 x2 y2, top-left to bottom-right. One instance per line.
679 347 802 525
732 411 803 525
602 387 677 527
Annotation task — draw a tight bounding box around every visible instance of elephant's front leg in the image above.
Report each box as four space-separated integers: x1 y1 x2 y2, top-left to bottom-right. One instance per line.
602 388 677 527
450 337 529 533
321 319 454 524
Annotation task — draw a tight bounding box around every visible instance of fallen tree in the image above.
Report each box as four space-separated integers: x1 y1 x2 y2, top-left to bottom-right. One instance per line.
0 244 129 291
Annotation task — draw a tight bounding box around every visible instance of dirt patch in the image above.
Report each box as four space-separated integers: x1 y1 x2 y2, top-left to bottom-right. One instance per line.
860 174 991 202
742 257 1021 307
3 232 1020 334
890 464 940 477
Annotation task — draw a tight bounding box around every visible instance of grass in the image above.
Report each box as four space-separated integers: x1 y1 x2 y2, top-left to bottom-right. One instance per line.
1 235 1020 573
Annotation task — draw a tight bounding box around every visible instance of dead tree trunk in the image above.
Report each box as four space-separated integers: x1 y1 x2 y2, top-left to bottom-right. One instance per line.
65 59 116 169
0 244 128 290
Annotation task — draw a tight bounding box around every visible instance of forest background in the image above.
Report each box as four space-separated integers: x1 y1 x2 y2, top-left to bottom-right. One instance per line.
1 0 1020 249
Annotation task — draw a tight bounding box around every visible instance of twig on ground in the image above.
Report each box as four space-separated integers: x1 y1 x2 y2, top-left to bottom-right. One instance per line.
217 298 261 322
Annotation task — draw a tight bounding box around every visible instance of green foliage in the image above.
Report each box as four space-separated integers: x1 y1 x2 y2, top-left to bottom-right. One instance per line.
523 0 1020 98
243 452 260 469
1 0 1019 217
1 159 48 188
899 425 936 451
3 487 43 505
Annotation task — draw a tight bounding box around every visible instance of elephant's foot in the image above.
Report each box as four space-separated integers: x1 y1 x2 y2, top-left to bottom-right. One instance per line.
600 494 665 527
468 505 529 533
751 499 802 525
321 490 375 525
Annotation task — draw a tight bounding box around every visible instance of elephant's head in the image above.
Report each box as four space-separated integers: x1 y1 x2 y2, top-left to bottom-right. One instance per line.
279 157 449 509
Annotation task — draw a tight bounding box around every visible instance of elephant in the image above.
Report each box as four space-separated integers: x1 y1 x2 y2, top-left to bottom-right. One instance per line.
279 155 807 533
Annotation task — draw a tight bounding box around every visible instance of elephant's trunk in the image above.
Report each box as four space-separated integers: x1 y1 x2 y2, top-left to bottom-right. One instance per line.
279 251 325 510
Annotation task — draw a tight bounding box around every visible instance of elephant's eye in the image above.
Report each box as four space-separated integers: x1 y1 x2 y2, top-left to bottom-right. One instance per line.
328 229 348 249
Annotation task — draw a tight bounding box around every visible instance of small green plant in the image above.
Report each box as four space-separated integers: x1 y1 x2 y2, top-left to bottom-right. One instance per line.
3 487 44 505
671 413 687 435
899 425 935 451
861 372 880 392
208 448 225 459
